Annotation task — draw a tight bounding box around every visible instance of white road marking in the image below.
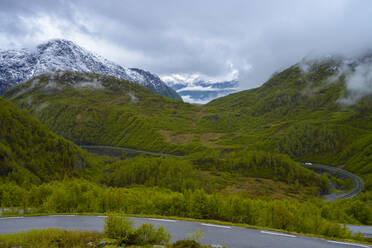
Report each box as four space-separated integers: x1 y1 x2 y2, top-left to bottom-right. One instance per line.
326 240 370 248
201 223 232 229
211 244 224 248
260 230 296 238
148 218 176 222
49 215 76 217
0 217 24 220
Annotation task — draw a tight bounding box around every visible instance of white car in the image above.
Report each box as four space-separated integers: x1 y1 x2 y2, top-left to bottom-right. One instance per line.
304 162 313 165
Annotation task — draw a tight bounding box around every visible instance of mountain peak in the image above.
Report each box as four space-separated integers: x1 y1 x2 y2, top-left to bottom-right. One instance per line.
38 38 76 47
36 39 82 55
0 39 181 100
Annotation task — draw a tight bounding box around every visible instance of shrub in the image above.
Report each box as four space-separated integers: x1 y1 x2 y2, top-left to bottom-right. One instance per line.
104 215 136 245
0 228 102 248
186 228 204 242
104 215 171 245
135 223 171 245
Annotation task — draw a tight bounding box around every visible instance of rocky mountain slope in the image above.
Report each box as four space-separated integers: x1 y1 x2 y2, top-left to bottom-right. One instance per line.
0 39 181 100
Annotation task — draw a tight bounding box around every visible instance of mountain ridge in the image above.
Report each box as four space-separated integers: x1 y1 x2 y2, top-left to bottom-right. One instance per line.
5 52 372 189
0 39 181 100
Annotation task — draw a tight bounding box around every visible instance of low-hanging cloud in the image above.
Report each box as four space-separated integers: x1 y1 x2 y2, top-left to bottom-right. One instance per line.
339 61 372 105
1 0 372 90
298 54 372 105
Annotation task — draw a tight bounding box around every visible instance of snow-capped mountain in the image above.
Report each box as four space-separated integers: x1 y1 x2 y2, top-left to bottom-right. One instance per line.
0 39 181 100
162 75 239 104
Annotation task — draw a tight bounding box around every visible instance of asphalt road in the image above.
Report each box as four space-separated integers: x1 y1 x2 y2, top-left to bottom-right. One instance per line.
81 145 364 201
0 215 370 248
301 163 364 200
79 145 182 157
348 225 372 239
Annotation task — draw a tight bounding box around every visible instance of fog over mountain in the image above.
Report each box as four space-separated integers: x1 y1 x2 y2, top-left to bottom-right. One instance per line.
297 53 372 105
1 0 372 94
162 74 239 104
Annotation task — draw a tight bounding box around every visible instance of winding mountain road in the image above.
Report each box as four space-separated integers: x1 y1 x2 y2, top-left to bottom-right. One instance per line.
301 163 364 201
80 146 364 201
79 145 182 157
0 215 370 248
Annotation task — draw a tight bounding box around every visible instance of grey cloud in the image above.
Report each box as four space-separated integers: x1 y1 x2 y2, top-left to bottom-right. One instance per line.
1 0 372 89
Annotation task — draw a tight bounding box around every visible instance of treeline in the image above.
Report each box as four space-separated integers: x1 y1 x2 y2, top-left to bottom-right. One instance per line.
273 122 341 159
101 151 329 195
104 157 205 192
1 179 371 239
190 150 329 192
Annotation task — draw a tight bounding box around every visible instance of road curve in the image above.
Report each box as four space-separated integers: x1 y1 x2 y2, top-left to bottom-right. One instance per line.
81 146 364 201
82 146 364 201
301 163 364 201
0 215 370 248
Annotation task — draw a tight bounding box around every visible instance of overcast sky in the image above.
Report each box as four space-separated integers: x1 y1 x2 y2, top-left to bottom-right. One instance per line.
1 0 372 89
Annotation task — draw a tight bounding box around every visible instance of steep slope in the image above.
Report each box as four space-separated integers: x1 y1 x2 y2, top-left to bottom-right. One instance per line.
0 39 181 100
130 68 181 100
205 55 372 185
3 71 331 194
0 97 95 185
5 71 199 154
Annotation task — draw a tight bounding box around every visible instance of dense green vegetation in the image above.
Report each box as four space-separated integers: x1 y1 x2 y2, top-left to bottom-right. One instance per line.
1 179 371 239
0 93 328 201
4 71 201 155
0 229 103 248
2 59 372 243
0 97 100 185
102 152 328 195
5 64 372 186
104 215 170 246
205 60 372 185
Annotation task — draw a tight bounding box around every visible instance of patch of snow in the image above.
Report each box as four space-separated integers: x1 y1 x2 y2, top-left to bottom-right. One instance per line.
0 39 179 99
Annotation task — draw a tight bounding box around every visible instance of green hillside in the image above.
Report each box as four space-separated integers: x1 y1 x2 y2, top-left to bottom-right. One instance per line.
5 64 372 188
5 71 202 155
0 97 98 185
205 59 372 186
3 71 330 196
2 67 372 241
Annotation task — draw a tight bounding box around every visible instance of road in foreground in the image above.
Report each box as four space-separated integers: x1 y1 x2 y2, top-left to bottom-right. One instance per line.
0 215 370 248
